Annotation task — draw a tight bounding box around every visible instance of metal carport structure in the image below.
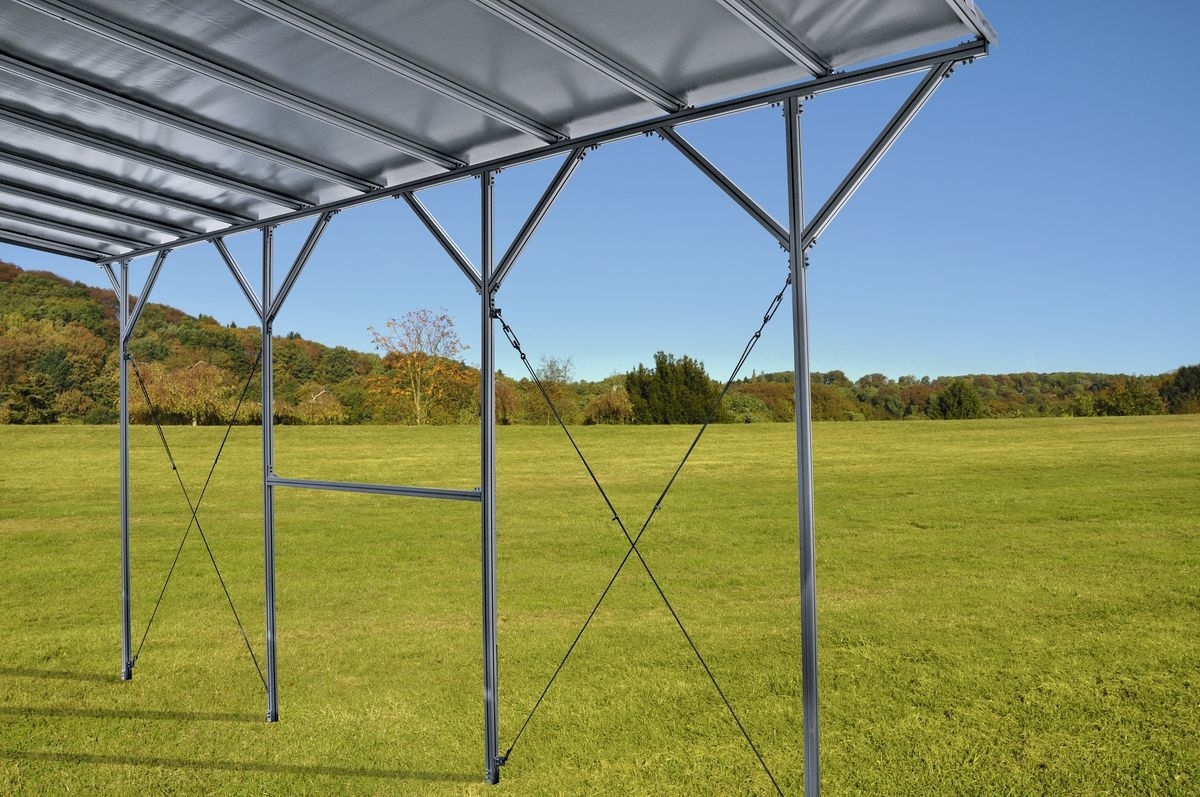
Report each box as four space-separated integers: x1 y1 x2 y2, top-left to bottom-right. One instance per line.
0 0 994 791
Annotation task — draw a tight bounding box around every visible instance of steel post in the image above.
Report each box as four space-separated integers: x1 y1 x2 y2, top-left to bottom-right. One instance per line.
785 95 820 796
262 225 280 722
480 170 501 784
118 260 132 681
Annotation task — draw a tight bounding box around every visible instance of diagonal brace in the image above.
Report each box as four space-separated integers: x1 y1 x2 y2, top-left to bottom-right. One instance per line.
802 60 956 250
658 126 789 248
122 249 170 345
490 148 586 293
266 211 335 323
402 193 482 292
213 238 265 321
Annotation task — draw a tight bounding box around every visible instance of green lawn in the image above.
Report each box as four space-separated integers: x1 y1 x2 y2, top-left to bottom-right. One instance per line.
1 417 1196 795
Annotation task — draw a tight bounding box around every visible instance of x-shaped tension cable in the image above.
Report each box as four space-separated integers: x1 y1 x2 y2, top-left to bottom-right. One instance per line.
496 275 792 796
127 352 266 690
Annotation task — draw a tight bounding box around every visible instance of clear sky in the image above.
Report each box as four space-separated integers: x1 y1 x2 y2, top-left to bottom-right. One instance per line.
3 0 1197 384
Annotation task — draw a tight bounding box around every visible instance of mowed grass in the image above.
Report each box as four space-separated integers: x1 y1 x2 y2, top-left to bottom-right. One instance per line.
0 416 1196 795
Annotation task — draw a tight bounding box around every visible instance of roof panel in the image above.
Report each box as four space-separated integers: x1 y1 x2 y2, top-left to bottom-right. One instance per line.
0 0 993 261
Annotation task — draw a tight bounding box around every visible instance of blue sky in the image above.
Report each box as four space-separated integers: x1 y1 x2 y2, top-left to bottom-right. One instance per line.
3 0 1197 384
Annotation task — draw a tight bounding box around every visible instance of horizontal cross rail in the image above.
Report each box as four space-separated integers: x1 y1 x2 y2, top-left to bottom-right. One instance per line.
267 474 481 502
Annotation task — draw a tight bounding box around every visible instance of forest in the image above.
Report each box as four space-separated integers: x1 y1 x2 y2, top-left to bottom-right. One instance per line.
2 260 1197 425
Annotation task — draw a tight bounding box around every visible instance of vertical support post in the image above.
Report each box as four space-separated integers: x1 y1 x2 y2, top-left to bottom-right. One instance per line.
262 225 280 722
119 260 133 681
480 171 501 784
785 95 820 796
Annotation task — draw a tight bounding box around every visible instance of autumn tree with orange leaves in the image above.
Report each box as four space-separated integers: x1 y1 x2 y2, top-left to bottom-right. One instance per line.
368 308 471 425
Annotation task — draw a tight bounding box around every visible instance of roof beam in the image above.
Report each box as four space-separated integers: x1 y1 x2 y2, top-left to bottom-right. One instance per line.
468 0 684 112
96 40 989 265
713 0 832 75
0 205 154 249
0 52 380 192
14 0 465 170
0 146 252 226
0 226 105 260
233 0 564 144
0 176 194 236
0 104 309 209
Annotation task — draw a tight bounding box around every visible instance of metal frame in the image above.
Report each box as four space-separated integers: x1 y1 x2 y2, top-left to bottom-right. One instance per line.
91 40 987 266
98 41 984 797
0 225 105 259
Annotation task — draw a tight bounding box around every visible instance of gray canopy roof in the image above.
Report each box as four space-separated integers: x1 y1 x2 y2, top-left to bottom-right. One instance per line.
0 0 995 262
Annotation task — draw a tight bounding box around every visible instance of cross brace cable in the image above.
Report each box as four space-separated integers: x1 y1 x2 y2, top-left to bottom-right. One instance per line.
126 351 267 690
496 273 793 795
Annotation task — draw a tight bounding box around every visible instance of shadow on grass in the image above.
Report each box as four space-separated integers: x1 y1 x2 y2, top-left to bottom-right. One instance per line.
0 749 477 783
0 666 114 684
0 705 258 723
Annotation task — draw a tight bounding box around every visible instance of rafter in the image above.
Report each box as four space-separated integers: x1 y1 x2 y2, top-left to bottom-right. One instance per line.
0 226 105 260
0 176 194 236
0 146 252 225
0 103 309 209
14 0 465 170
234 0 564 144
0 52 380 191
714 0 832 75
468 0 683 112
0 205 153 249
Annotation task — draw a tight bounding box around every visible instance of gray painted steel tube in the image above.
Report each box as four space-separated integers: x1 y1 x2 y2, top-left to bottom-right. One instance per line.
480 171 501 784
785 95 820 796
119 261 132 681
262 226 280 722
267 475 480 502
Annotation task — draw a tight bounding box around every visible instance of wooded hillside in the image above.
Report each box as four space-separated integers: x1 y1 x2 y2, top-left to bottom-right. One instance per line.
2 260 1196 425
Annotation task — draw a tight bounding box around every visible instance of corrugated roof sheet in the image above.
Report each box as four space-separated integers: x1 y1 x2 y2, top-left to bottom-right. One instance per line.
0 0 994 261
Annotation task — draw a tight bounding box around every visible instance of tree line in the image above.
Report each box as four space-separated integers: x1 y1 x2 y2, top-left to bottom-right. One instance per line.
2 260 1197 425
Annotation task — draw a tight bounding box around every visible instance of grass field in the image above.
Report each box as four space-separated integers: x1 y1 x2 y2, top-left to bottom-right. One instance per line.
1 416 1197 795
